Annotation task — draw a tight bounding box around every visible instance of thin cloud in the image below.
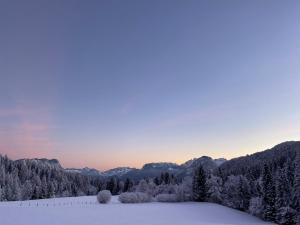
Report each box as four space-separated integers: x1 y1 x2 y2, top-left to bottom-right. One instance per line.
0 105 56 159
0 108 30 117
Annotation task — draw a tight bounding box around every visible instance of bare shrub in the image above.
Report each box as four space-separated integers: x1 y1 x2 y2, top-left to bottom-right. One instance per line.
119 192 151 203
97 190 112 204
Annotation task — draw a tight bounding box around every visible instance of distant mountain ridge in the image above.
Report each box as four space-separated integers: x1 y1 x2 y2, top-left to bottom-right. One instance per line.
64 156 227 180
13 155 228 180
65 167 102 176
15 141 299 181
102 167 135 177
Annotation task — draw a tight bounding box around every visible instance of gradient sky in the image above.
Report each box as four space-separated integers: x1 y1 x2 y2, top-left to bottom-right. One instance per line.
1 0 300 170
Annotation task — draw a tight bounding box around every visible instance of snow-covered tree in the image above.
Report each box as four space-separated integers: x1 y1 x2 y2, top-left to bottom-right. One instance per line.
262 164 276 222
222 175 242 209
291 152 300 224
106 177 118 195
0 186 4 201
192 166 207 202
238 175 251 211
137 179 148 193
207 175 223 203
118 181 124 194
123 178 134 192
249 197 263 217
276 206 297 225
146 179 157 197
41 176 48 199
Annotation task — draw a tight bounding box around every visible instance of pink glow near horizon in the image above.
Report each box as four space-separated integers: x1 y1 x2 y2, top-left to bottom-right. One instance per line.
1 103 299 171
0 104 56 160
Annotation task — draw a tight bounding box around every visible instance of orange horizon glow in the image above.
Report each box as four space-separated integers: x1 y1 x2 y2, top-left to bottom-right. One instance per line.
2 137 298 171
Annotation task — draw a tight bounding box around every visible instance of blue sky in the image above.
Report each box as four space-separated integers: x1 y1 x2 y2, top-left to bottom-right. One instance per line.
0 0 300 170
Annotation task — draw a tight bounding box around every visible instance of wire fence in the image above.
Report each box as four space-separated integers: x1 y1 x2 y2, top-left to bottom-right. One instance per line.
16 200 98 207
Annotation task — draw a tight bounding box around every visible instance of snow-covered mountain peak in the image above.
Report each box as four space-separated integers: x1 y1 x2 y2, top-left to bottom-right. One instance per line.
66 167 102 176
102 167 134 177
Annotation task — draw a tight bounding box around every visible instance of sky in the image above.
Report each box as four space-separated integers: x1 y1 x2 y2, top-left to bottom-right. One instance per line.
0 0 300 171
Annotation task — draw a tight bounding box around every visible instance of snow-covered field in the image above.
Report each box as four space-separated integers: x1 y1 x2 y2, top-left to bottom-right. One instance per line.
0 196 275 225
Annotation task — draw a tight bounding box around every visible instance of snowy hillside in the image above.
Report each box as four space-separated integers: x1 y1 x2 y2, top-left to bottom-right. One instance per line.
102 167 134 177
65 167 102 176
0 196 275 225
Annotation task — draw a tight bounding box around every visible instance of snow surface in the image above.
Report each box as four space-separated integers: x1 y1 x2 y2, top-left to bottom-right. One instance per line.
0 196 276 225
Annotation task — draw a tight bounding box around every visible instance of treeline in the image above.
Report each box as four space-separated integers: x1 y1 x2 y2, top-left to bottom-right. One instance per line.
0 154 180 201
103 171 179 195
202 142 300 225
0 155 103 201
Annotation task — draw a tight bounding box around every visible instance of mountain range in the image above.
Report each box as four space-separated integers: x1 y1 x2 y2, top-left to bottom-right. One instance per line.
65 156 226 180
15 141 300 182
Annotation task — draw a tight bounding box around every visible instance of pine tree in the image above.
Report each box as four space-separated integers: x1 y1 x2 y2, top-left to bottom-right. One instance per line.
286 158 295 190
32 186 41 200
106 178 115 194
137 179 148 193
22 180 33 200
275 167 291 223
123 178 133 192
118 181 124 194
207 175 222 203
0 166 6 187
11 177 21 201
192 166 207 202
170 174 176 185
291 152 300 224
0 186 4 201
276 168 288 207
292 153 300 206
41 176 48 198
48 182 55 198
222 175 243 209
262 164 276 222
160 173 165 184
123 178 130 192
278 206 297 225
154 177 160 185
164 172 170 184
113 179 120 195
238 175 251 211
147 179 157 197
249 197 263 217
